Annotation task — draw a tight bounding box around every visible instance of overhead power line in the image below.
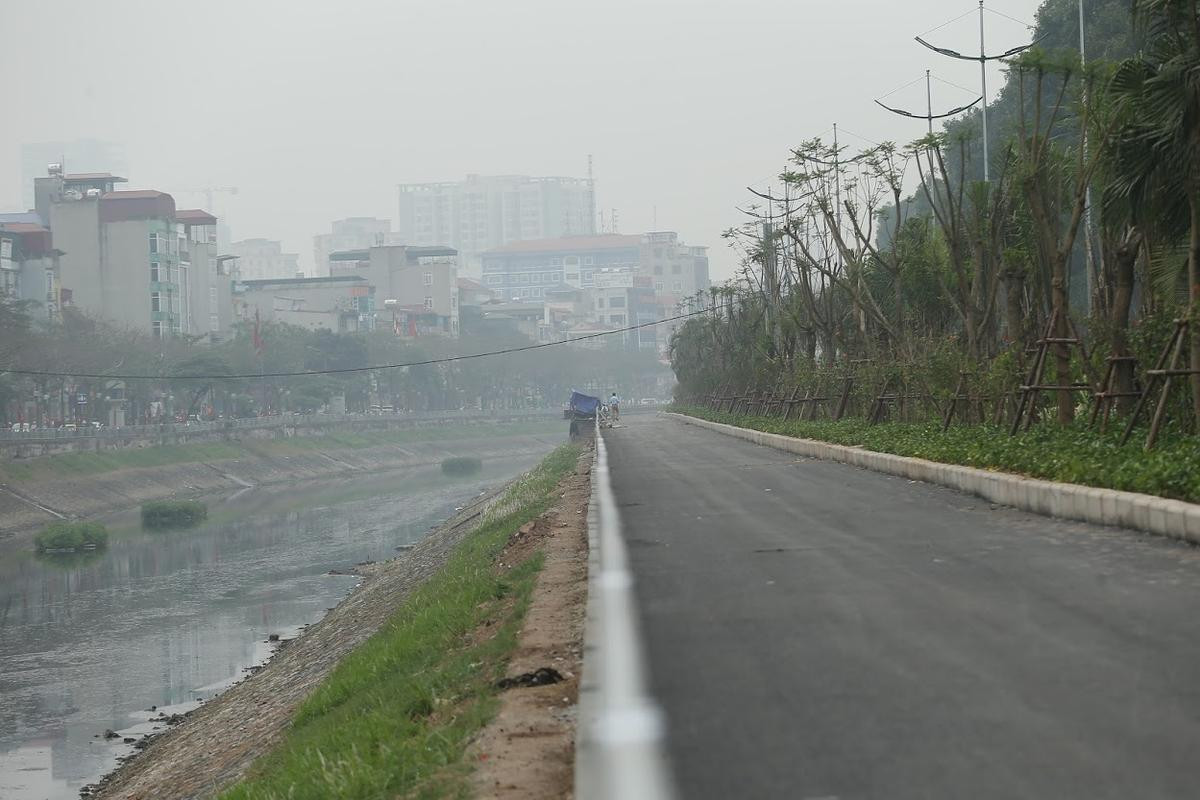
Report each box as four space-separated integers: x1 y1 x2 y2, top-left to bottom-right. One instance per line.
1 308 715 381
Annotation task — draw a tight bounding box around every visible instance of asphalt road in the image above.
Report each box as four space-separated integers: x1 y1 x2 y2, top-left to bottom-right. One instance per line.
605 414 1200 800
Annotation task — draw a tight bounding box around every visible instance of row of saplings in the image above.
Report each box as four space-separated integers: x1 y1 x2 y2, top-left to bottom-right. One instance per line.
34 499 209 555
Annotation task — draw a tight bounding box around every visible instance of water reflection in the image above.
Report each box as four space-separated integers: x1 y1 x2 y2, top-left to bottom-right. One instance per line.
0 456 542 800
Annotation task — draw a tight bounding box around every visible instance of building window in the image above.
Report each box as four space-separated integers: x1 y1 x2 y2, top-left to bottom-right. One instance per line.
152 320 164 339
149 233 162 254
582 271 593 282
609 296 626 308
654 281 664 291
654 265 663 275
610 314 626 325
150 292 163 313
424 296 433 309
169 294 180 314
150 262 162 282
209 313 219 332
597 297 606 308
532 287 542 298
584 256 594 265
423 271 433 286
209 287 218 307
673 281 683 291
485 275 503 285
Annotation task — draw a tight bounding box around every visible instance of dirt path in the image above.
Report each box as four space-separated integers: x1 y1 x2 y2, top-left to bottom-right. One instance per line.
470 455 591 799
88 490 506 800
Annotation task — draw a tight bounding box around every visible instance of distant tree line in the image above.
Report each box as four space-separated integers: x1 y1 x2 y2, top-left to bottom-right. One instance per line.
0 297 668 427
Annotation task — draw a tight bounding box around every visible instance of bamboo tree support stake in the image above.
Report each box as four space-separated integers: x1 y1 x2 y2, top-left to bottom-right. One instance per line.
1119 319 1193 448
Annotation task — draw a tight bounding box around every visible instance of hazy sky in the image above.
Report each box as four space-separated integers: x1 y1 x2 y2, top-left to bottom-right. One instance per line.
0 0 1043 279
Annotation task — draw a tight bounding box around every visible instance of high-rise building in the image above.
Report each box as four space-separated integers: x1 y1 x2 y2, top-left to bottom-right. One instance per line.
396 174 595 276
479 231 709 354
226 238 300 281
313 217 402 278
21 139 128 210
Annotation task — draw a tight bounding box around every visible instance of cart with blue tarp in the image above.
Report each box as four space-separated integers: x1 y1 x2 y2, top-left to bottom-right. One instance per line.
568 391 602 440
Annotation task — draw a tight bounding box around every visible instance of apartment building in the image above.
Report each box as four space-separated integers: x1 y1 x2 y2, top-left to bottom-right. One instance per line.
0 219 57 321
330 244 459 337
396 174 594 275
177 210 234 343
27 168 229 340
479 234 641 301
233 275 374 333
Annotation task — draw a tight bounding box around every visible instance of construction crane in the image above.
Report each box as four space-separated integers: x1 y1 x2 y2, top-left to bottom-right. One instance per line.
176 186 238 212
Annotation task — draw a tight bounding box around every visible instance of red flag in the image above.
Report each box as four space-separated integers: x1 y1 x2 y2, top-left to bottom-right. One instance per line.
252 309 264 355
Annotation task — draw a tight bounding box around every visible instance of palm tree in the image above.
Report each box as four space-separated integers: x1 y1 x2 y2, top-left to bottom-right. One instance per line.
1108 0 1200 425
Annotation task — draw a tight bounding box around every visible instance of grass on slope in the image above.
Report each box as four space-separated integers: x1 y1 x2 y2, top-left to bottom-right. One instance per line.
0 421 560 483
677 407 1200 504
219 443 581 800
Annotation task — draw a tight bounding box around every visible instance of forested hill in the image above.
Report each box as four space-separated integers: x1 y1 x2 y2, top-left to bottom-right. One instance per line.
943 0 1136 181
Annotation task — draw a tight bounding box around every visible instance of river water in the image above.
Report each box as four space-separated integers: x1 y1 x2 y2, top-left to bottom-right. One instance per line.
0 452 547 800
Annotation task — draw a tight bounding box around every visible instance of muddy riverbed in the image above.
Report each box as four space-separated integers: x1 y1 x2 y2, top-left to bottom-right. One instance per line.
0 452 549 800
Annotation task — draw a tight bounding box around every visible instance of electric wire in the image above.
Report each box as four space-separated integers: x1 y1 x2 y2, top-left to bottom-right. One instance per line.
916 7 978 38
2 307 716 381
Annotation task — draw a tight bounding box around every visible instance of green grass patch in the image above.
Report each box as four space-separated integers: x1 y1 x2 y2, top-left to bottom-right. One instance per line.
141 499 208 528
676 406 1200 504
219 443 581 800
34 521 109 552
0 442 244 483
441 456 483 477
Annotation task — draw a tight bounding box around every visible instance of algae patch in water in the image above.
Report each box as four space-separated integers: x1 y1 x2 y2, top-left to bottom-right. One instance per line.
441 456 483 477
142 499 209 529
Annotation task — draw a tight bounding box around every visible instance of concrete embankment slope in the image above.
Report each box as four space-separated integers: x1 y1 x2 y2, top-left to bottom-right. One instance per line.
607 414 1200 800
0 428 563 542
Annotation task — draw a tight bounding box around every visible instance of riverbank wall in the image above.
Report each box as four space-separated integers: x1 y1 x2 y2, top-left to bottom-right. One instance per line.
0 410 561 461
0 427 564 544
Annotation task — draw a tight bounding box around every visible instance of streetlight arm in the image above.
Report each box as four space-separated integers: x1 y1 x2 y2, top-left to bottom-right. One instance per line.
914 34 1045 62
873 96 982 120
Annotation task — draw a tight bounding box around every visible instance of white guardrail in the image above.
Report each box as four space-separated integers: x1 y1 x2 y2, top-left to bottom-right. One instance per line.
576 419 676 800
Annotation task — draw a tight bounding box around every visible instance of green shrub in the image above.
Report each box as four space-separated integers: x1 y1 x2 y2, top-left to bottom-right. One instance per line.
441 456 483 476
34 521 109 552
141 499 208 528
677 406 1200 504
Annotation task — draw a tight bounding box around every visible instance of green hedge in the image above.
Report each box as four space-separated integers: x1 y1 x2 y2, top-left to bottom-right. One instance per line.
677 407 1200 504
34 521 109 552
141 499 208 528
441 456 483 476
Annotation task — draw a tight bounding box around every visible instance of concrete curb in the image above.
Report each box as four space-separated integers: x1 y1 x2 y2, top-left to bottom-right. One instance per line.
666 413 1200 545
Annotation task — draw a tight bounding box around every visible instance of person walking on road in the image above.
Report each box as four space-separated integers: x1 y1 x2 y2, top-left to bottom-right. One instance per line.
609 392 621 421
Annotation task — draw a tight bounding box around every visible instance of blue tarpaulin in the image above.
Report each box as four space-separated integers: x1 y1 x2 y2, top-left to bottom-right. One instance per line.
569 391 601 417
